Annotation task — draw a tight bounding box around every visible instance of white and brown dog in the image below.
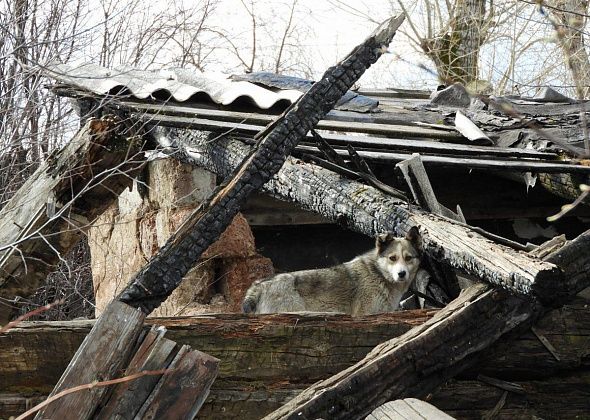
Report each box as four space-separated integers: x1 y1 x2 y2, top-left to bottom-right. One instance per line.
242 227 422 316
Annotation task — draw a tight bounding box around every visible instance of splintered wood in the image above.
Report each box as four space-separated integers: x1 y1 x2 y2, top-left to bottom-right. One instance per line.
34 301 219 420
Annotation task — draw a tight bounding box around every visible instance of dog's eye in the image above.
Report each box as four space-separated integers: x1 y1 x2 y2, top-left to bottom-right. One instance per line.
404 255 413 261
389 255 398 262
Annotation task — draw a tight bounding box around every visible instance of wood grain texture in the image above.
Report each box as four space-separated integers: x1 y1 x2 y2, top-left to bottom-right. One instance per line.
95 327 178 420
34 301 145 420
135 345 219 419
0 299 588 418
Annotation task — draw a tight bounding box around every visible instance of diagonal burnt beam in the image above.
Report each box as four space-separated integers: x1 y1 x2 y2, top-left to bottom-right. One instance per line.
164 132 563 303
118 15 407 314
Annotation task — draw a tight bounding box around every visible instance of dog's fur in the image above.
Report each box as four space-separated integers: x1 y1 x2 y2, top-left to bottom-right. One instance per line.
242 227 422 316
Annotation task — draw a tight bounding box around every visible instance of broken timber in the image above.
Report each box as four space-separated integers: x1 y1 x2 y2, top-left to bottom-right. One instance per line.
262 231 590 419
33 301 219 419
2 297 589 418
165 132 563 302
0 116 145 323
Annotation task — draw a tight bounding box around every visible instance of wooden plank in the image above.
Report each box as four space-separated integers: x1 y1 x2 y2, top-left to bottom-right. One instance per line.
0 311 434 395
0 116 145 323
319 132 556 159
134 345 219 419
34 301 145 420
396 154 443 215
95 327 178 420
132 112 463 141
297 144 590 174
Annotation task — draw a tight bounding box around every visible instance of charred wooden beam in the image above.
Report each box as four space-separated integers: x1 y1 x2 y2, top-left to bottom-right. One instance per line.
118 15 407 314
0 116 145 323
165 132 562 300
261 231 590 419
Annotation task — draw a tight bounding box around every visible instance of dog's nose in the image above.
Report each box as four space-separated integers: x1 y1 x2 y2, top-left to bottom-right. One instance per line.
398 270 406 278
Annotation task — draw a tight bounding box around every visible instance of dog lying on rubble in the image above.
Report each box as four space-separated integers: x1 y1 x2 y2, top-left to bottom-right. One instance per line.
242 227 422 316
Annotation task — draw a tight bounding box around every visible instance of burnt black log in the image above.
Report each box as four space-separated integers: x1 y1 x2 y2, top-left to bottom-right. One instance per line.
117 15 406 314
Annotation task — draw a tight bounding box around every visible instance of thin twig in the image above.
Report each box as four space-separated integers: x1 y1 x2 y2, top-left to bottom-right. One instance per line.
0 299 64 334
16 369 170 420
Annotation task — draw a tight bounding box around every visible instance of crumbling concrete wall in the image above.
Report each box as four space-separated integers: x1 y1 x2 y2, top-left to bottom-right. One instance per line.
88 158 273 317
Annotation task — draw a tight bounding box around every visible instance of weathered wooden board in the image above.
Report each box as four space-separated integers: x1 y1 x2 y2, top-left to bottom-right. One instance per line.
0 311 432 394
34 301 145 419
0 116 145 323
1 297 588 418
94 327 178 419
134 345 219 419
366 398 455 420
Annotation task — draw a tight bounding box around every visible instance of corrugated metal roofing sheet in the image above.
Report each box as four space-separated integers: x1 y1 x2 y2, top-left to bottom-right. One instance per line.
45 63 303 109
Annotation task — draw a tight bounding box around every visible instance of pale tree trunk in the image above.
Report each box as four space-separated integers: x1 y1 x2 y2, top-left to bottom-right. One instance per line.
550 0 590 98
421 0 488 85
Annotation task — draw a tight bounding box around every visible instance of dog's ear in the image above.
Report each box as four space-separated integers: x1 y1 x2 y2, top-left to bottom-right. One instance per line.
405 226 422 252
376 232 395 253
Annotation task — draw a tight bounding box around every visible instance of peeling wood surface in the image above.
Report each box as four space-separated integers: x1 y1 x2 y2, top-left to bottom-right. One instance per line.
0 116 145 322
1 298 588 418
34 301 145 420
170 133 562 300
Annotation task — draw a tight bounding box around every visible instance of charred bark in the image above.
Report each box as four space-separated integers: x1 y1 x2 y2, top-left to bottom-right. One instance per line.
117 15 406 314
165 132 562 301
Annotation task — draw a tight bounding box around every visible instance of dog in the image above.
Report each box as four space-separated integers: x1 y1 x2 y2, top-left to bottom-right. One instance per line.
242 227 422 316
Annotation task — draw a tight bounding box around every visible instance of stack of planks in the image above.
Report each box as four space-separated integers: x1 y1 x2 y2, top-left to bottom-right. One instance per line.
31 301 218 419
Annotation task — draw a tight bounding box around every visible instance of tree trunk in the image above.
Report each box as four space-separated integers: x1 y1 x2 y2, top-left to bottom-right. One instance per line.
421 0 488 84
549 0 590 98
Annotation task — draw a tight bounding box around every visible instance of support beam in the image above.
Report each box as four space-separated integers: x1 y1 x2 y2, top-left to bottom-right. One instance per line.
166 132 562 301
0 116 145 323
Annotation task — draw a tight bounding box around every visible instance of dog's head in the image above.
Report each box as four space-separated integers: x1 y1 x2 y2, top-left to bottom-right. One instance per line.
375 227 421 284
